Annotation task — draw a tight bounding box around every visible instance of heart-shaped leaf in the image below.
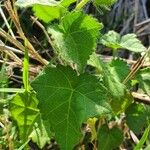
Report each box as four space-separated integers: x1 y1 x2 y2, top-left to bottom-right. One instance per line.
31 65 111 150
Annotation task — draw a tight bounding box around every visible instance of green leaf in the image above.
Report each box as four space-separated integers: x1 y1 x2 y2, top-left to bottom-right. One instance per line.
137 68 150 96
88 53 128 114
88 53 103 73
33 5 66 23
16 0 76 23
100 31 146 52
31 65 111 150
134 124 150 150
125 103 148 134
48 11 103 71
109 58 129 82
10 91 39 141
97 124 123 150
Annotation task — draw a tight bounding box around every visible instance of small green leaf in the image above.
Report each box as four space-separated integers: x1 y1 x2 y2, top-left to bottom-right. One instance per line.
137 68 150 96
125 103 148 134
88 53 103 73
48 11 103 71
100 31 146 52
31 65 111 150
32 5 66 23
10 91 39 141
98 124 123 150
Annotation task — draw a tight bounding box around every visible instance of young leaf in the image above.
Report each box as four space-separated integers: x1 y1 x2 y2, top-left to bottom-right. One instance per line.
93 0 116 9
100 31 146 52
97 124 123 150
31 65 111 150
10 91 39 142
125 103 148 134
48 11 103 71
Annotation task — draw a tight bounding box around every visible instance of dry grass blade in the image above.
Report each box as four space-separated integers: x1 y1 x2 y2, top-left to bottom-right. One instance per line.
4 0 48 65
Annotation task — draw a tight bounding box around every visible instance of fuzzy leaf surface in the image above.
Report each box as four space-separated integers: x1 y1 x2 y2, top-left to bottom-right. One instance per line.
48 12 102 71
31 65 111 150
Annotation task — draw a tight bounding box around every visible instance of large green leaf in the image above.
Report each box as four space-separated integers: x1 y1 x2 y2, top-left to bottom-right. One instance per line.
31 65 111 150
10 92 39 141
48 11 103 71
16 0 76 23
137 68 150 96
125 103 148 134
100 31 146 52
97 124 123 150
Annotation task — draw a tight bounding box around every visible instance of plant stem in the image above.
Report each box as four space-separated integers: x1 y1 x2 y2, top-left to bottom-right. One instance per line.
75 0 89 10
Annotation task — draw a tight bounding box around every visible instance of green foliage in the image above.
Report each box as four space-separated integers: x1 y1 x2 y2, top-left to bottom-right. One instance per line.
100 30 146 52
109 58 129 82
125 103 149 134
137 68 150 96
10 91 39 141
31 65 111 149
48 11 103 71
2 0 150 149
97 124 123 150
16 0 76 23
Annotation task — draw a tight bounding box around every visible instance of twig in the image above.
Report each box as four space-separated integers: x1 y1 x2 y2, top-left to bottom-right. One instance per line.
0 5 15 38
100 55 150 67
5 0 48 65
132 92 150 105
30 16 55 49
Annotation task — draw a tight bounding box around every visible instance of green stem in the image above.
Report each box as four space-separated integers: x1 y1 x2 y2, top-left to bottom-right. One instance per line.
112 48 117 58
75 0 90 10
